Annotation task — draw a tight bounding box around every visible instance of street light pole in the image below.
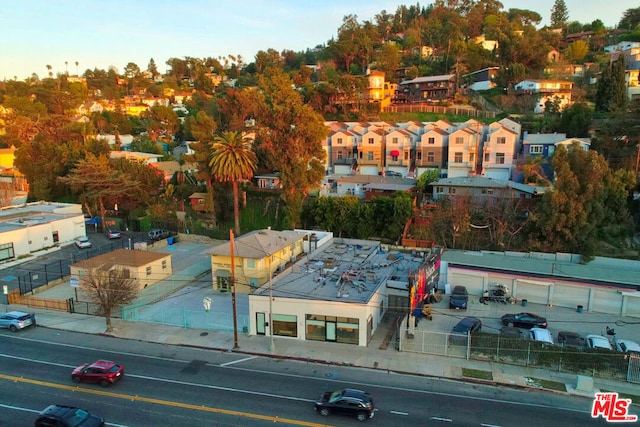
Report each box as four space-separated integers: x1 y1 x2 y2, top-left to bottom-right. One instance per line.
229 229 239 350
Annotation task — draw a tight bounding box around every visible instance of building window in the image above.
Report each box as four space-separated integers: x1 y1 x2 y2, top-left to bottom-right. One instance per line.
417 152 422 160
337 137 343 145
428 137 435 145
368 152 374 161
146 266 151 276
368 137 374 144
392 137 398 144
0 242 15 262
306 314 326 341
436 186 443 193
454 152 463 163
530 145 543 154
427 152 434 162
336 317 359 344
273 314 297 337
497 137 506 144
451 188 456 194
162 260 167 270
52 231 59 243
496 153 505 164
455 137 464 144
404 151 409 160
484 152 490 162
391 154 398 161
337 151 343 160
246 259 255 269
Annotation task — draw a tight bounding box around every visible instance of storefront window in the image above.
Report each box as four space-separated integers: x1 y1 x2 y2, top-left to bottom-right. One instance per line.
336 317 359 344
273 314 297 337
306 317 326 341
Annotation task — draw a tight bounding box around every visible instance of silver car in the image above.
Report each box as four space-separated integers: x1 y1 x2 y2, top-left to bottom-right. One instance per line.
0 311 35 332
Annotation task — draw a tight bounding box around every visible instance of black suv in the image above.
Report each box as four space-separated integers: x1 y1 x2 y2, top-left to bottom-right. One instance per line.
34 405 104 427
314 388 376 421
449 285 468 309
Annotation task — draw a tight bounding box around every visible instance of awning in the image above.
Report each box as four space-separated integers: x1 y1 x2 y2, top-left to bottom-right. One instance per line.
390 150 400 156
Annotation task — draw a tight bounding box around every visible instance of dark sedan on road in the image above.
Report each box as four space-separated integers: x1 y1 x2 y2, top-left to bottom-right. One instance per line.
501 312 547 329
34 405 105 427
314 388 376 422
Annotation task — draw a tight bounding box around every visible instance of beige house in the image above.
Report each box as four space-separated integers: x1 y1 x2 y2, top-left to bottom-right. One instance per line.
208 229 307 293
70 248 172 290
482 125 519 180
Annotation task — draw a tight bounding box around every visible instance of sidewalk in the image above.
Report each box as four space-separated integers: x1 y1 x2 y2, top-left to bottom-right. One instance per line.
3 302 639 405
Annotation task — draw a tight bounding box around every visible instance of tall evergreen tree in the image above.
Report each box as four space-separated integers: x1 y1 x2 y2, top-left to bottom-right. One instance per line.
595 56 627 113
550 0 569 28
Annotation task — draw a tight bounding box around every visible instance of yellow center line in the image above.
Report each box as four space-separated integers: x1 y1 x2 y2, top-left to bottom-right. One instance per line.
0 373 329 427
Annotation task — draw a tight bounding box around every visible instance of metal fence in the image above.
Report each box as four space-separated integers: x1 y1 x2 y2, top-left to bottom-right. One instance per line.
122 306 250 334
399 328 631 381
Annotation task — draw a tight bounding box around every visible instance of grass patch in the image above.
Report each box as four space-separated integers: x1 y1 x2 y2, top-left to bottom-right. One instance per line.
601 389 640 406
525 377 567 391
462 368 493 381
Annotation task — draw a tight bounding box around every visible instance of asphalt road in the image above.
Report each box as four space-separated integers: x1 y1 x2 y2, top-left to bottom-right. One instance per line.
0 328 620 427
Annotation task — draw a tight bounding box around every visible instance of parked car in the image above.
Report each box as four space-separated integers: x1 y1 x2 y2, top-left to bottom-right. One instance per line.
528 327 554 344
34 405 105 427
499 326 523 338
586 334 613 350
613 337 640 353
450 317 482 344
105 229 121 239
0 310 35 331
75 236 92 249
557 331 585 348
449 286 469 310
148 228 170 241
501 312 547 329
314 388 376 422
71 360 124 387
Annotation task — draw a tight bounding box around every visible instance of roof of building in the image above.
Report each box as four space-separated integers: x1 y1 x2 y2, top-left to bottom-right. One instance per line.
362 182 415 191
208 228 306 258
0 201 84 233
401 74 456 85
253 238 426 304
71 248 170 269
442 249 640 290
330 175 416 185
431 176 548 195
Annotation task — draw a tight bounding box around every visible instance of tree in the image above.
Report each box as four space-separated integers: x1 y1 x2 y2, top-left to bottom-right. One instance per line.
619 7 640 30
209 131 257 234
558 102 592 137
79 266 139 333
147 58 159 78
596 56 627 113
528 143 631 260
255 68 327 228
550 0 569 28
58 154 143 232
565 40 589 62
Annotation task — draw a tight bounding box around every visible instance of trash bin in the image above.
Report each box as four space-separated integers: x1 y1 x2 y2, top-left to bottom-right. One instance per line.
167 237 175 245
577 305 583 313
521 299 528 307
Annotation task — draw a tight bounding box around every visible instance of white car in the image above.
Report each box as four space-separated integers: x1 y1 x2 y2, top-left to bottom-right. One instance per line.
528 327 554 344
586 334 613 350
613 338 640 353
75 236 92 249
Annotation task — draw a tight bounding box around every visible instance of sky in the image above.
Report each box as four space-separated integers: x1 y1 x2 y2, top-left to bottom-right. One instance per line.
1 0 638 81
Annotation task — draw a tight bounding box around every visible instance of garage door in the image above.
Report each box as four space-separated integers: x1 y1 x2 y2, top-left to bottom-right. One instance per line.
624 295 640 318
590 288 623 314
551 284 590 310
515 279 551 304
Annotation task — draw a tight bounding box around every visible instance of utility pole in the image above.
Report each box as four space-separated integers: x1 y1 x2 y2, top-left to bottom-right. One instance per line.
269 254 275 354
230 229 239 349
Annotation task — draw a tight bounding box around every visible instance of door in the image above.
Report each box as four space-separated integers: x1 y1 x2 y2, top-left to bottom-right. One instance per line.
326 321 336 342
256 312 265 335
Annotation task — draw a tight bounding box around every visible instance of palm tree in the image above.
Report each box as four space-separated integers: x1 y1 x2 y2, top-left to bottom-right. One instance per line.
209 131 257 234
521 155 551 186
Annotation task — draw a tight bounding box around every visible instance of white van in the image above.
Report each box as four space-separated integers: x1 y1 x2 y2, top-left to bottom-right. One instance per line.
148 229 170 241
529 327 554 344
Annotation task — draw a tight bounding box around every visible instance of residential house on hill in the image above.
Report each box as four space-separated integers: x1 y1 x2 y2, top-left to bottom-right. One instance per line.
322 175 414 198
447 126 484 178
396 74 456 103
415 127 449 177
461 67 499 91
518 133 590 182
385 128 417 177
109 151 162 165
482 124 518 180
513 79 573 113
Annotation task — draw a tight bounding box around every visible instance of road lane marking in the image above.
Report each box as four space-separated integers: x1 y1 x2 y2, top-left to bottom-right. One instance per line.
221 356 257 366
481 424 503 427
431 416 453 422
390 410 409 415
0 373 327 427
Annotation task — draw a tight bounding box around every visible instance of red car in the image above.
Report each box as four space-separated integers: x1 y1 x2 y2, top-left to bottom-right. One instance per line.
71 360 124 387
